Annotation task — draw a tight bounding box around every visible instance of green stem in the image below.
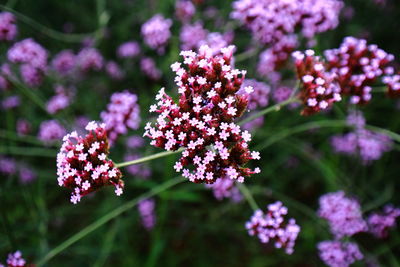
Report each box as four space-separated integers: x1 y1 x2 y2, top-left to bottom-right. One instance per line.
35 176 185 267
0 146 57 157
0 5 93 43
239 97 298 125
237 183 259 211
115 148 184 168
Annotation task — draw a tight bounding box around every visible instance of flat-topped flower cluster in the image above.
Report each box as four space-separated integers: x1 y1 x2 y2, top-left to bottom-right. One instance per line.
56 121 123 204
144 45 260 184
245 201 301 254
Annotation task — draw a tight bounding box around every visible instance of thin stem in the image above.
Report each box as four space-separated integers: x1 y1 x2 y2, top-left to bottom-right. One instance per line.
0 5 93 43
237 183 259 211
0 146 57 157
36 176 185 267
115 148 184 168
235 46 261 62
239 97 299 125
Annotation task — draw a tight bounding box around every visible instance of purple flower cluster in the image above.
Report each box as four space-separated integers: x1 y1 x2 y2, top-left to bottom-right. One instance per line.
144 45 261 184
324 37 395 104
76 47 103 72
1 251 28 267
46 85 72 114
51 50 76 76
245 201 301 254
100 90 140 144
117 41 141 59
0 156 17 175
0 12 17 41
331 111 393 164
57 121 124 204
7 38 48 87
105 61 124 80
317 241 363 267
124 136 152 179
16 119 31 136
141 14 172 54
231 0 343 45
138 199 156 230
140 57 162 80
38 120 67 143
205 177 242 202
175 0 196 22
2 95 20 109
367 205 400 238
318 191 367 239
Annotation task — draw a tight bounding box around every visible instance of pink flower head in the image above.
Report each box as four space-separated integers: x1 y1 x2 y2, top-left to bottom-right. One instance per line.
7 38 47 70
4 251 28 267
318 241 363 267
205 176 242 202
0 12 17 41
76 47 103 72
238 79 270 110
324 37 395 104
51 50 76 76
367 204 400 238
293 50 342 115
175 0 195 22
141 14 172 54
56 121 124 204
117 41 141 58
318 191 367 239
144 45 261 184
245 201 301 254
38 120 66 143
100 90 140 144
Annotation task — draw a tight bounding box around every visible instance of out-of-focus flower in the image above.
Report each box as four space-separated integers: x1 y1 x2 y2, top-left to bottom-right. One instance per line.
231 0 343 45
140 57 162 80
292 50 342 115
246 201 301 254
51 50 76 76
0 12 17 41
324 37 395 104
2 95 20 109
242 116 264 132
38 120 66 143
318 241 363 267
180 22 209 50
205 177 242 202
76 47 103 72
144 45 260 184
16 119 31 136
20 63 45 87
46 85 73 114
367 205 400 238
175 0 195 22
4 251 28 267
384 72 400 98
141 14 172 54
56 121 124 204
0 156 17 175
7 38 47 70
238 79 270 110
126 135 145 149
124 154 152 179
318 191 367 239
117 41 141 58
138 199 156 230
100 91 140 144
19 165 37 184
105 61 124 80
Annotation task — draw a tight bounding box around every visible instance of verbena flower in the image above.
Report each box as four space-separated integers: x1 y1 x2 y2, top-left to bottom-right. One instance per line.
105 61 124 80
56 121 124 204
144 45 260 184
51 50 76 76
318 191 367 239
318 241 363 267
138 199 156 230
38 120 66 143
141 14 172 54
231 0 342 45
0 156 17 176
16 119 31 136
125 136 151 179
205 177 242 202
238 79 270 110
0 12 17 41
117 41 141 59
245 201 301 254
46 85 72 114
2 251 29 267
367 204 400 238
175 0 196 22
292 50 342 115
140 57 162 80
383 72 400 98
324 37 395 104
100 91 140 144
2 95 20 110
76 47 103 72
19 165 37 184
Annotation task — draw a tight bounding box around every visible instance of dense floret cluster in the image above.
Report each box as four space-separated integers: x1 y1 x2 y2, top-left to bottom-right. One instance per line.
317 241 363 267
